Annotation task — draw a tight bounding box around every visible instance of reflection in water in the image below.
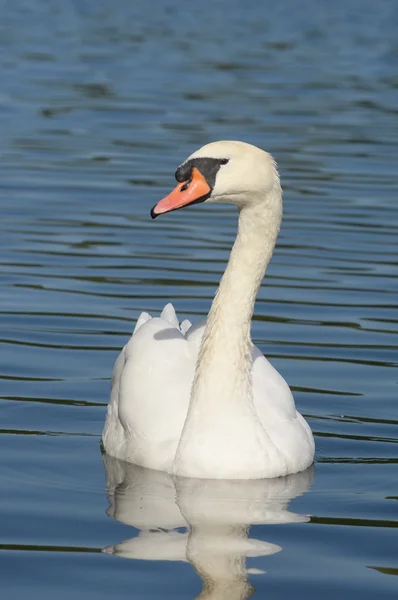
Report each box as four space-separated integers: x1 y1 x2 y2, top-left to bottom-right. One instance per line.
103 454 313 599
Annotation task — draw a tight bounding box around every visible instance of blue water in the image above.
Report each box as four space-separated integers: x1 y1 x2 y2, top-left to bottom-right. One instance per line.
0 0 397 598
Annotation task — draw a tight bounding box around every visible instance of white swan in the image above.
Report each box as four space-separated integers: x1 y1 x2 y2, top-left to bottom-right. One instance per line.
102 140 315 479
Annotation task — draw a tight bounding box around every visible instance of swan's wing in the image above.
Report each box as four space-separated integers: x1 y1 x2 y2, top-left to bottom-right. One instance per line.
102 346 127 455
180 319 192 335
160 303 179 328
133 311 152 334
103 304 198 471
252 346 296 420
185 318 206 347
252 346 315 471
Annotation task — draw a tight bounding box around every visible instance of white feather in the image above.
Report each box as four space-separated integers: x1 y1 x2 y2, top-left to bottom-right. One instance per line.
102 141 314 479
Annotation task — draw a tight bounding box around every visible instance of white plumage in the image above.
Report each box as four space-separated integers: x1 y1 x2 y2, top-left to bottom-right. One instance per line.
102 141 315 479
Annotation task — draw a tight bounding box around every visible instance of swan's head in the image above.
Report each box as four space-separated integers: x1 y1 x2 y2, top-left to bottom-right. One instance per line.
151 140 281 218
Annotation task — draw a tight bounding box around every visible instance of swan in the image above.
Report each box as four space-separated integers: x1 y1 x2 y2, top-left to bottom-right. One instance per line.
102 140 315 479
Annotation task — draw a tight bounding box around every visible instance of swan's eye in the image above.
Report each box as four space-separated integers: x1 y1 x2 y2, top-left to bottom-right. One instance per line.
180 178 192 192
219 158 229 166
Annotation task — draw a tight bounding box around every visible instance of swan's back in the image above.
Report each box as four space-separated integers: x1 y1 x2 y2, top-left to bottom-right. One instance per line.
103 304 314 475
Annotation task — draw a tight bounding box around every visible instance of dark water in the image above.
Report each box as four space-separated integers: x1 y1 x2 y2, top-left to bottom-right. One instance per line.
1 0 397 598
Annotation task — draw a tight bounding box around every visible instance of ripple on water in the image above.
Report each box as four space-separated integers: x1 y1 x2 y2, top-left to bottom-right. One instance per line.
0 1 397 599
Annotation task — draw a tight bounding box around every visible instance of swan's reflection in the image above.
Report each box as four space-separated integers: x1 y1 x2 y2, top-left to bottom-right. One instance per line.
103 455 313 599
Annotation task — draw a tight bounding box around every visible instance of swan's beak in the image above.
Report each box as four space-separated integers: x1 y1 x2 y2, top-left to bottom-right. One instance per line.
151 168 211 219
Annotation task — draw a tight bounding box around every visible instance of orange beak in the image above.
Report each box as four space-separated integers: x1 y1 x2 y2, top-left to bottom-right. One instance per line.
151 167 211 219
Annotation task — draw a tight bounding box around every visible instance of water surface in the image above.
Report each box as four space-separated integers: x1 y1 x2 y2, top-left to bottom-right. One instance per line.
0 0 397 598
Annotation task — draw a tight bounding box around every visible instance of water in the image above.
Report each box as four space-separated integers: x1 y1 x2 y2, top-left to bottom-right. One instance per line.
0 0 397 597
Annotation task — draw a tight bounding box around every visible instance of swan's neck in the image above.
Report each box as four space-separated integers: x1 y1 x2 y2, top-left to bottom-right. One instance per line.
191 189 282 406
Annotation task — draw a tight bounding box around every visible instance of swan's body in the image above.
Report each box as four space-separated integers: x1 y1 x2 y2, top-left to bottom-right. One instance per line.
103 141 315 479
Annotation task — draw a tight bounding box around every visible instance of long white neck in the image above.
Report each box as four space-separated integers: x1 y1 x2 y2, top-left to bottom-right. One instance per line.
191 187 282 407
